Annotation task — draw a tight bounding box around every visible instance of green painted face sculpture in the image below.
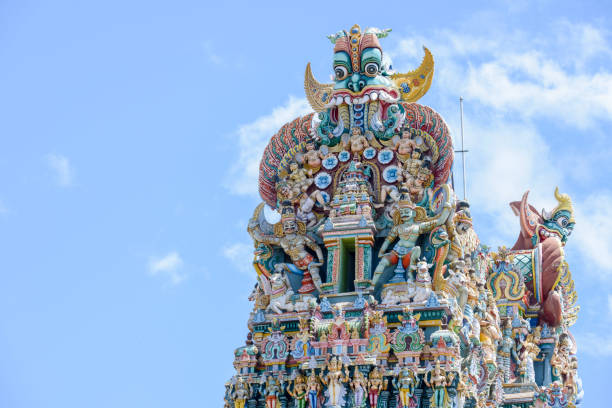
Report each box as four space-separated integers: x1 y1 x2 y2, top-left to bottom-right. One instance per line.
536 209 575 246
332 47 394 93
399 207 415 222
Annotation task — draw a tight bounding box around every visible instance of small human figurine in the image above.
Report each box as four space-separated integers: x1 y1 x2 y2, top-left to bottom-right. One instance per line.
287 162 314 195
319 357 350 407
401 149 423 180
368 366 385 408
287 373 308 408
520 340 539 384
224 381 233 408
497 319 519 383
394 127 418 162
373 192 452 285
453 372 467 408
306 370 322 408
302 140 325 173
407 166 433 204
393 366 417 408
232 376 251 408
551 336 571 384
375 184 400 210
250 206 324 293
409 259 433 302
344 127 370 156
425 361 447 408
262 374 284 408
350 369 367 407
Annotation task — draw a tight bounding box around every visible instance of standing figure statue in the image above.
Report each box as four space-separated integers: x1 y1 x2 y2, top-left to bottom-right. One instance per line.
231 376 251 408
425 361 448 408
350 369 368 407
393 366 417 408
307 370 322 408
320 357 349 407
261 374 284 408
373 190 452 285
249 204 324 293
518 340 541 384
497 319 518 383
368 366 385 408
287 373 308 408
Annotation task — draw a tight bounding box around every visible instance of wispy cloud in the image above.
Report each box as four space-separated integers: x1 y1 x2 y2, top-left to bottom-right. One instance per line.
572 192 612 277
391 23 612 129
46 153 74 187
0 199 8 215
574 331 612 356
222 242 255 278
148 251 186 285
203 41 224 65
225 96 312 197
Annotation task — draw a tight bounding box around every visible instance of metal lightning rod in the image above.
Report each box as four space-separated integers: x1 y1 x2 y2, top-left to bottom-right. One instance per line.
456 96 468 201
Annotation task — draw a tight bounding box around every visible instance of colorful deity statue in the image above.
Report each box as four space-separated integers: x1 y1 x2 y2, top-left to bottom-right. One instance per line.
373 192 452 285
231 376 251 408
518 338 541 384
265 269 315 314
307 370 322 408
409 259 433 303
287 161 314 194
350 369 368 407
249 204 324 294
302 139 325 173
497 319 518 383
393 126 418 160
344 127 370 156
425 360 448 408
287 373 308 408
393 366 418 408
261 374 285 408
320 357 349 407
368 366 385 408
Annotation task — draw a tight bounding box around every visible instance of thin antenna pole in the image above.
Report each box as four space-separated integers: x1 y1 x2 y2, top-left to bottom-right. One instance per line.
459 96 467 201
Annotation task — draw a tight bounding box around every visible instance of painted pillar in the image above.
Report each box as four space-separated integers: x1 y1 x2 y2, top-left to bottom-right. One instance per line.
321 237 340 294
355 234 374 291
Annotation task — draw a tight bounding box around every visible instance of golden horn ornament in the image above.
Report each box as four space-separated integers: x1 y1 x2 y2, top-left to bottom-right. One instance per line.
304 63 334 112
391 47 435 102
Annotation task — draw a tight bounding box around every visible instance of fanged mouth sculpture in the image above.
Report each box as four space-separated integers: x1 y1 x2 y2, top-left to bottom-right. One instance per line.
325 86 400 107
538 226 563 242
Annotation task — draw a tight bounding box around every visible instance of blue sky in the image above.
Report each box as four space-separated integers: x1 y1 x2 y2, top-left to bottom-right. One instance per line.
1 1 611 407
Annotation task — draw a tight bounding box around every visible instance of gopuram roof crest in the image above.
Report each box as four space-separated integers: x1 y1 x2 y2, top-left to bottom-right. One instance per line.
225 25 583 408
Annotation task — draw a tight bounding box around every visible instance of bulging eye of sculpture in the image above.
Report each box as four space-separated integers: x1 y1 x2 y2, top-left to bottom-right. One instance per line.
556 216 569 228
334 66 348 81
364 62 380 77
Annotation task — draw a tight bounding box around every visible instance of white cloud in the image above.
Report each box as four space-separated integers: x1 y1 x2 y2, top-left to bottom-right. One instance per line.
148 251 186 285
390 23 612 129
46 153 74 187
203 41 224 65
572 192 612 276
226 96 312 197
222 242 255 278
0 199 7 215
457 53 612 129
574 331 612 357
